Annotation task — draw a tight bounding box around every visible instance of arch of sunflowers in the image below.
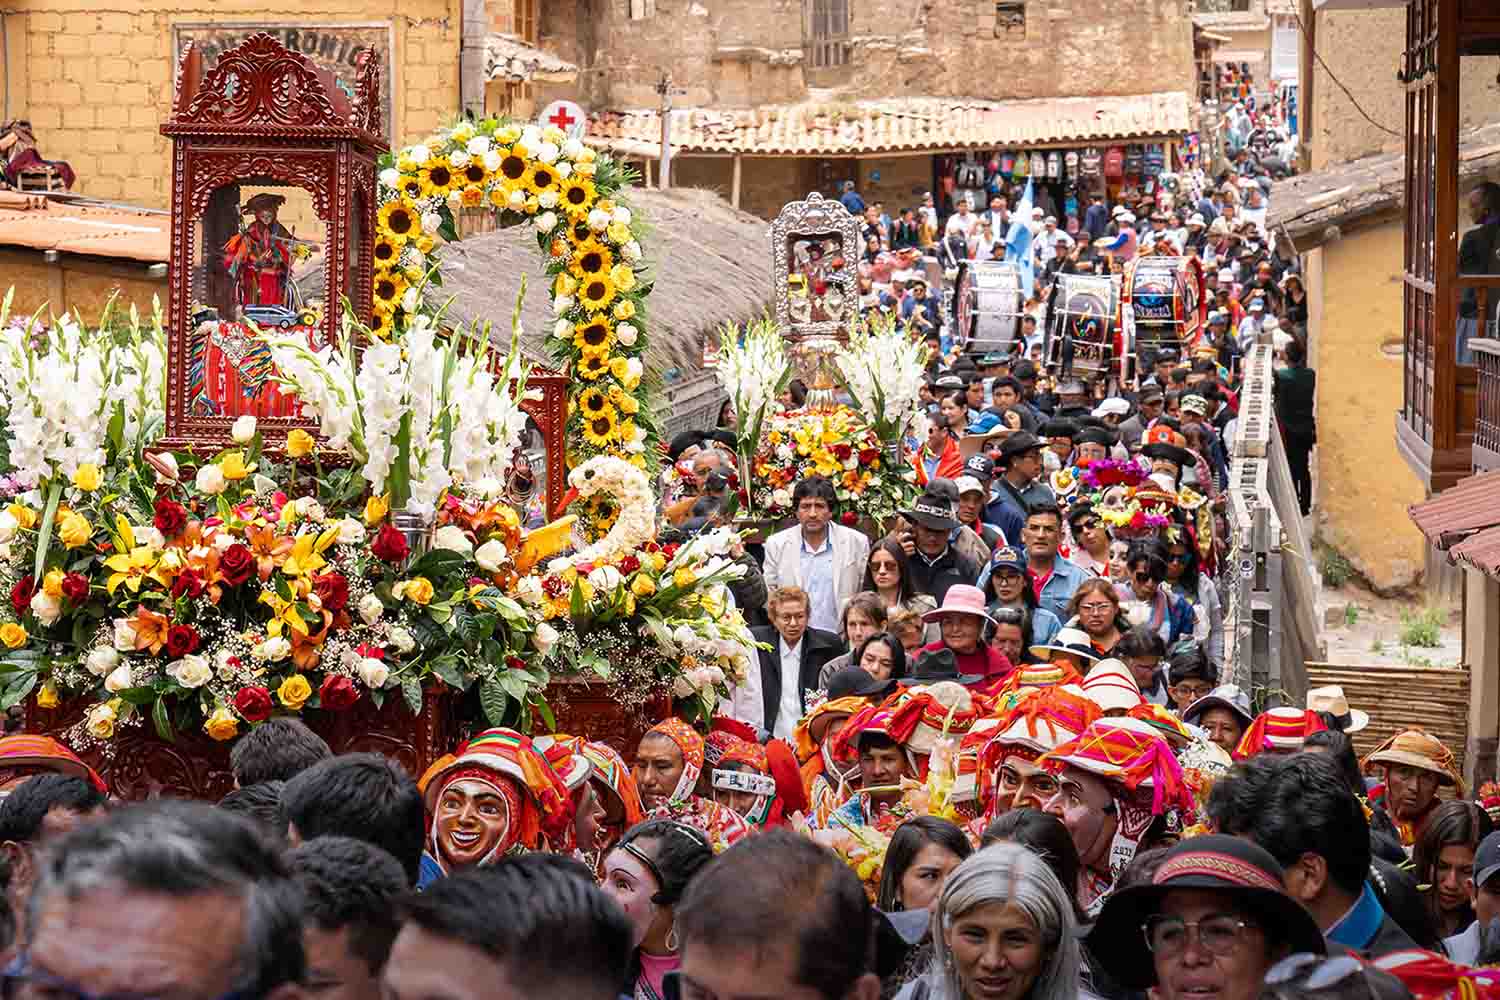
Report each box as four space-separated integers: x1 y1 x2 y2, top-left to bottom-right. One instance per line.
371 118 658 534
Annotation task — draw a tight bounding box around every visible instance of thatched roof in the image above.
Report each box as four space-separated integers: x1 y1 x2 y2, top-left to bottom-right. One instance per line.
438 186 772 378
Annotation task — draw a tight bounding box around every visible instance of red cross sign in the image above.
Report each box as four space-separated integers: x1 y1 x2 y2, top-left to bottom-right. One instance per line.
538 100 587 140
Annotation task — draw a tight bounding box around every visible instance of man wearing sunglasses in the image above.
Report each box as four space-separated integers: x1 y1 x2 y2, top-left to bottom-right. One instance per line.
1088 834 1326 1000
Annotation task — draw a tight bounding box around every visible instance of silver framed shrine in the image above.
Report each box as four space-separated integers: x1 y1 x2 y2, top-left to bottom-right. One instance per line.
770 191 862 342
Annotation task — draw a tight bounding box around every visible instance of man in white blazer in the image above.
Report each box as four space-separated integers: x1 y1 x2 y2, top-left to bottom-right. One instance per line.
762 476 871 634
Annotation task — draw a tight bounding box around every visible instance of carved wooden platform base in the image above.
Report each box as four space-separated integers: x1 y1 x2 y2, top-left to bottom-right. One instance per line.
543 676 672 760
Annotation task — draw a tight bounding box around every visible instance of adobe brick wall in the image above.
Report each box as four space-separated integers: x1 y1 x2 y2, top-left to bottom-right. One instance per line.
10 0 462 209
541 0 1195 111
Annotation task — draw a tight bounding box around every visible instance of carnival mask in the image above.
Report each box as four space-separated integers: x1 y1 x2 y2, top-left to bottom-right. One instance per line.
1045 766 1118 871
434 777 514 869
997 754 1060 814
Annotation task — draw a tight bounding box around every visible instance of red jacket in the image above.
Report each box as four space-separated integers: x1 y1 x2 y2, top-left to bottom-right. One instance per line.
915 436 964 485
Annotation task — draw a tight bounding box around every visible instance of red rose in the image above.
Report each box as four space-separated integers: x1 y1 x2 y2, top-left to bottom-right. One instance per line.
319 674 359 711
662 543 680 560
171 570 205 600
60 573 90 605
541 575 566 598
371 523 410 563
153 499 189 538
9 576 34 618
618 554 641 575
312 572 350 612
840 511 859 527
504 656 525 671
858 448 880 465
165 624 200 658
832 443 853 461
219 543 255 586
233 686 273 723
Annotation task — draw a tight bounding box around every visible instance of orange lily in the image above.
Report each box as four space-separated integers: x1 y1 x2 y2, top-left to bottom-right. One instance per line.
290 609 334 670
127 607 171 655
244 523 294 582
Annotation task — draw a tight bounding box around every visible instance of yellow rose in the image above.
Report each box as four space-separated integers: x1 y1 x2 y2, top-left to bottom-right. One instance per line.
607 220 632 244
204 706 239 741
630 574 656 598
58 510 92 549
6 505 35 529
574 160 596 177
0 623 27 649
285 429 316 459
219 452 254 481
649 552 667 572
365 493 390 525
612 300 636 321
86 701 117 740
401 577 435 605
673 567 697 589
35 681 59 709
277 674 313 711
554 272 578 297
42 569 65 598
71 463 102 492
611 264 637 292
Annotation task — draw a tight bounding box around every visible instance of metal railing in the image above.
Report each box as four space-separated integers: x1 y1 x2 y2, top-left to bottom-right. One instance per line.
1471 338 1500 471
1222 344 1323 705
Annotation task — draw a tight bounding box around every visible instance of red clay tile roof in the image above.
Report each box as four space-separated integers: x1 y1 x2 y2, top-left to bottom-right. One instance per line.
1409 469 1500 560
587 92 1192 159
0 196 169 263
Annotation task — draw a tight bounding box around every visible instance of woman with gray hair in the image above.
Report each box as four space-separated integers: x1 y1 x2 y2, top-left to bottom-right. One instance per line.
896 841 1091 1000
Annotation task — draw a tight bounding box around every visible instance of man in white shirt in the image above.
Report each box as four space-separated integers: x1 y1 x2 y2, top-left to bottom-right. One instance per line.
945 197 979 244
763 476 870 633
1035 215 1074 266
749 586 844 741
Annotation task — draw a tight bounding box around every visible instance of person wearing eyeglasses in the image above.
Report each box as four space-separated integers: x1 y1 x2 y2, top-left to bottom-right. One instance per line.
1086 834 1326 1000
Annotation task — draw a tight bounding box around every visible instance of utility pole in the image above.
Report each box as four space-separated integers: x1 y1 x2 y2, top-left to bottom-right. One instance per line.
655 71 685 189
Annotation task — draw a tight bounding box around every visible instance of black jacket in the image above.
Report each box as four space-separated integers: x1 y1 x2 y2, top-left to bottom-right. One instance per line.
752 625 845 735
908 546 982 605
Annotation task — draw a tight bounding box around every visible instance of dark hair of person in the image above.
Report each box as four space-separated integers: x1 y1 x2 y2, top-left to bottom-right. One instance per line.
716 398 734 429
1368 856 1444 952
1300 732 1365 795
398 857 631 998
1284 338 1306 367
616 819 715 908
876 816 973 912
987 559 1042 615
787 379 810 407
0 774 105 845
1067 578 1130 636
839 592 888 641
1211 753 1371 897
677 830 872 1000
863 540 919 605
30 800 305 995
1412 800 1493 937
853 633 907 682
287 835 407 975
992 375 1023 398
1166 537 1204 596
229 717 332 787
1024 500 1061 525
1166 641 1216 687
690 494 725 520
1113 626 1167 661
281 753 425 887
217 780 286 843
1127 539 1170 584
979 809 1086 922
1116 846 1172 891
792 475 838 509
1190 357 1219 376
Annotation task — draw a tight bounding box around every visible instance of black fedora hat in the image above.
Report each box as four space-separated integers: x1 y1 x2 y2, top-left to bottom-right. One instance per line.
904 648 981 685
901 493 959 532
998 430 1044 462
1140 442 1196 470
826 666 898 701
1086 835 1325 990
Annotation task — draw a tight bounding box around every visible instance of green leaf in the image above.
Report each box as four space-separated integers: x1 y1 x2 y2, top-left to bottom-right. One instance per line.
429 656 468 691
275 574 294 602
0 672 36 711
569 579 586 619
407 549 468 580
498 669 531 701
479 678 509 726
534 698 556 733
389 411 414 511
370 688 385 709
115 685 159 706
426 603 453 625
106 402 126 458
400 674 423 714
32 480 63 585
151 697 175 743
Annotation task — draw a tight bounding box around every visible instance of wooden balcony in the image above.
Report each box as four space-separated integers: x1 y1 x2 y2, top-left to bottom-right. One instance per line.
1473 336 1500 472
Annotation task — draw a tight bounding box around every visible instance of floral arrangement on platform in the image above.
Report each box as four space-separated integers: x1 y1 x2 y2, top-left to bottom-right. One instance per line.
833 315 927 446
750 405 911 525
712 319 791 519
373 118 657 482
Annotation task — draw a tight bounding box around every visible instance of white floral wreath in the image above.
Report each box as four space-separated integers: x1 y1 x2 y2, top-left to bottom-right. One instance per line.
567 455 654 565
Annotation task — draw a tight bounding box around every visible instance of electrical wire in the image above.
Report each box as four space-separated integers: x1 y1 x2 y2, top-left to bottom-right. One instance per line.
1293 10 1401 139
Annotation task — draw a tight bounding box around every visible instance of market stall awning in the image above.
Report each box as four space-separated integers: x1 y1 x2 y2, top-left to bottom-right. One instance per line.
587 92 1192 160
484 34 578 84
1409 470 1500 577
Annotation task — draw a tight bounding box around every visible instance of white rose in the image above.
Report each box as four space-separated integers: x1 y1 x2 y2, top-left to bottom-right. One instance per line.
555 161 573 179
85 646 119 677
297 498 326 522
625 358 644 382
553 318 572 339
231 415 257 444
388 626 417 654
358 592 385 625
432 524 473 557
251 636 291 662
422 212 442 234
0 512 18 544
536 211 558 233
673 624 697 647
466 136 491 156
515 575 544 605
212 532 237 552
336 517 366 545
508 188 527 209
195 463 227 495
111 618 138 652
29 591 61 626
672 675 696 698
771 488 793 509
252 473 278 495
613 206 633 226
405 144 430 165
537 189 559 209
473 477 503 499
615 322 638 346
379 167 401 188
553 295 575 316
448 150 470 170
587 207 611 232
534 621 559 655
167 654 212 689
215 648 238 680
357 657 390 689
104 663 133 693
536 141 560 164
483 149 502 172
153 452 180 483
587 565 623 593
546 558 571 575
133 525 165 550
522 125 542 147
622 240 643 262
475 538 508 573
562 138 585 159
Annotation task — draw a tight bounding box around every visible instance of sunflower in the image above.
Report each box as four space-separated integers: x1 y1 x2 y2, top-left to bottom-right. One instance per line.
495 147 530 184
377 200 420 243
558 176 597 218
576 353 611 381
526 161 559 195
367 307 394 340
577 273 616 313
373 234 400 269
570 238 613 280
582 405 619 447
569 217 593 243
419 161 456 197
399 177 424 202
577 387 610 419
372 271 408 311
461 160 490 188
573 317 614 354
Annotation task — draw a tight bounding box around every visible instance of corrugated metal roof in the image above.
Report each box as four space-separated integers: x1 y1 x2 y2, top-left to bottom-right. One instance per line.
587 92 1192 159
1408 469 1500 551
0 196 169 263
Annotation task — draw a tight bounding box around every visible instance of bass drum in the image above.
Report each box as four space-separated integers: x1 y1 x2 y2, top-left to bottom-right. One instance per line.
1047 272 1120 382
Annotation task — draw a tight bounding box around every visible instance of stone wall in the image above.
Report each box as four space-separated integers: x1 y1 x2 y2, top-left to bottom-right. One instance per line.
541 0 1195 112
9 0 461 209
0 248 168 319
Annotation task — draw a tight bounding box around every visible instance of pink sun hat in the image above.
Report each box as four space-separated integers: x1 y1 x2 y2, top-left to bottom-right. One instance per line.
921 584 996 627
